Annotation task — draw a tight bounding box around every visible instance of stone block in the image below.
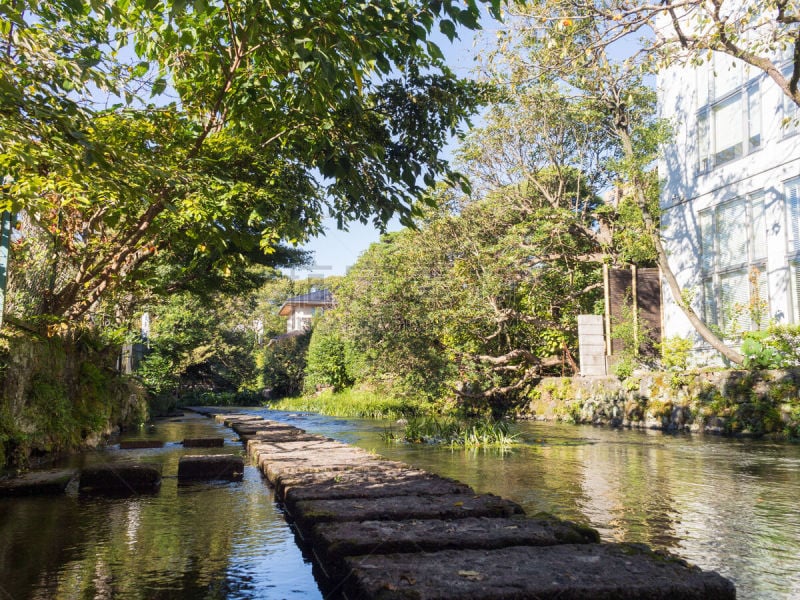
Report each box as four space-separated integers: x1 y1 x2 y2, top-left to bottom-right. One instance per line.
177 454 244 482
313 515 600 583
0 469 77 497
79 463 162 495
342 543 736 600
291 493 524 538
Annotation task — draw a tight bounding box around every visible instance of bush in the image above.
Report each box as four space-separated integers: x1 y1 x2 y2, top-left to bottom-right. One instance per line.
304 331 354 393
661 335 693 371
257 331 311 398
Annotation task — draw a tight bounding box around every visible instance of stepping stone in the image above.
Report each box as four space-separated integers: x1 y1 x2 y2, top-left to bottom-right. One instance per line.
177 454 244 481
240 431 323 444
0 469 77 497
182 437 225 447
290 493 524 538
273 466 439 501
219 415 264 427
283 472 474 514
119 439 164 449
79 463 161 495
312 515 600 583
342 543 736 600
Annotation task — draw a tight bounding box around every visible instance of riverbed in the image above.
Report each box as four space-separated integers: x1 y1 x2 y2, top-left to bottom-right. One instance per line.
1 409 798 599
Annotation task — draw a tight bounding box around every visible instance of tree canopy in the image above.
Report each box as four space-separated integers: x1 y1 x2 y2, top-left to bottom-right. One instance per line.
1 0 501 325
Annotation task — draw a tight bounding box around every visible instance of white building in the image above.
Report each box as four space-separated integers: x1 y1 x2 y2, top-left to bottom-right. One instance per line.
278 288 334 333
658 49 800 361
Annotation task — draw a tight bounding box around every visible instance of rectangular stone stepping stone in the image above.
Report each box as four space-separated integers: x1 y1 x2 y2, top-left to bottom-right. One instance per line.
261 455 396 486
0 469 77 497
283 473 474 515
177 454 244 481
273 466 435 500
290 493 524 537
342 543 736 600
182 437 225 447
119 439 165 449
312 515 600 583
240 431 323 445
79 463 162 495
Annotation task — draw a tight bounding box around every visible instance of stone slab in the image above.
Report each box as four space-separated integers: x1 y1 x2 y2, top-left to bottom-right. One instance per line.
284 473 474 514
182 437 225 448
119 439 165 449
262 456 399 486
177 454 244 481
342 543 736 600
273 466 436 501
79 463 162 495
240 431 324 445
0 469 77 497
313 515 600 582
291 493 524 535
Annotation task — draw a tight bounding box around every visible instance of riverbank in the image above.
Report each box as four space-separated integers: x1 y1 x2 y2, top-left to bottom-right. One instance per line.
528 369 800 438
0 327 148 470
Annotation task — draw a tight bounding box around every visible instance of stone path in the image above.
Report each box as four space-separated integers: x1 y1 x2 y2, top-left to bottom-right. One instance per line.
189 407 736 600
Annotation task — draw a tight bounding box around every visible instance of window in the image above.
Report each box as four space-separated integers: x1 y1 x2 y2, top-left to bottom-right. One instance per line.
700 193 768 336
782 64 799 135
697 78 761 172
787 179 800 321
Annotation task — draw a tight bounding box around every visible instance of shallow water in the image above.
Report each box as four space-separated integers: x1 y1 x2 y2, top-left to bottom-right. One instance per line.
0 413 321 600
2 410 799 599
257 409 800 600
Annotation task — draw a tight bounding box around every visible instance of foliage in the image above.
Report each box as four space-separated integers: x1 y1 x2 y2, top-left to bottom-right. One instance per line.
2 0 499 325
741 325 800 370
304 330 355 394
268 387 420 420
518 0 800 108
382 415 519 447
661 335 694 371
258 331 311 399
137 289 260 406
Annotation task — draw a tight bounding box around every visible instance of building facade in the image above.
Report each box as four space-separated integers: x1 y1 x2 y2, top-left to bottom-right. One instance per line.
658 49 800 361
278 288 334 333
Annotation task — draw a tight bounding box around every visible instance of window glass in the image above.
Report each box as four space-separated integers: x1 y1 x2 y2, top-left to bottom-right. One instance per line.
782 64 799 133
788 179 800 252
751 194 767 261
711 53 743 99
700 210 715 271
713 93 743 165
716 200 747 268
697 110 710 172
748 83 761 149
719 269 750 333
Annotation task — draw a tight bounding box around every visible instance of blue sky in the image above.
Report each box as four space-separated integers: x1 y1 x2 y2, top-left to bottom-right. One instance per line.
292 16 498 278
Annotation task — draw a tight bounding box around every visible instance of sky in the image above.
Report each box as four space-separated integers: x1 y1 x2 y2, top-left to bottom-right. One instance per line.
290 16 499 279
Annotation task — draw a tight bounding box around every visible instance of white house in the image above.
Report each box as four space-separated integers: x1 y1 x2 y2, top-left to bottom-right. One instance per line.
658 48 800 361
278 288 334 333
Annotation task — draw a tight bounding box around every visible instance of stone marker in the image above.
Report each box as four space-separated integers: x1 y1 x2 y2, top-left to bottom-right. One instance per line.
177 454 244 481
79 463 162 495
0 469 77 497
182 437 225 448
119 439 165 449
290 493 524 538
342 543 736 600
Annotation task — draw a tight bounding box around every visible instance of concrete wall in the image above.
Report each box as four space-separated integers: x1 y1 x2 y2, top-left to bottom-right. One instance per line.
526 370 800 438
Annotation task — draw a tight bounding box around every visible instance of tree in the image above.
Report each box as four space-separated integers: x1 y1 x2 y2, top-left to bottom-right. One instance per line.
1 0 501 325
519 0 800 107
487 3 746 364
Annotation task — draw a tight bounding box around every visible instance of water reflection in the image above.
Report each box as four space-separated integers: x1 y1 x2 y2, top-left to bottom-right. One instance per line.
263 409 800 600
0 414 321 600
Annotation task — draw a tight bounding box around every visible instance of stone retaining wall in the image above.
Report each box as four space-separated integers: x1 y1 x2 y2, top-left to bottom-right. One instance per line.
526 369 800 437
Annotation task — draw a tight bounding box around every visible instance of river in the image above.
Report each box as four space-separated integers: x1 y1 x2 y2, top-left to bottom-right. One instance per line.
1 409 798 599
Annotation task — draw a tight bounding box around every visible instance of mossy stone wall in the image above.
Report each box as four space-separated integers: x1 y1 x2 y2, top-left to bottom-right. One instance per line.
527 370 800 438
0 328 148 469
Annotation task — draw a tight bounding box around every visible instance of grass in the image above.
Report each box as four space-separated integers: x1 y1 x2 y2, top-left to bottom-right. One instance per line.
266 388 424 419
382 415 520 448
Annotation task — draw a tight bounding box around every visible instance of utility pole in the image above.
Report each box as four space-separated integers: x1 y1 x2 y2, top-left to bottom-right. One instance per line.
0 211 12 330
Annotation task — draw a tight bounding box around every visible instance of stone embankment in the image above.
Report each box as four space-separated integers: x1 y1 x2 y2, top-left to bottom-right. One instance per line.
190 407 736 600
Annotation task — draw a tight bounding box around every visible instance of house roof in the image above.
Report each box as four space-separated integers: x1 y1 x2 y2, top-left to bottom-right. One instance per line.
278 288 334 316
